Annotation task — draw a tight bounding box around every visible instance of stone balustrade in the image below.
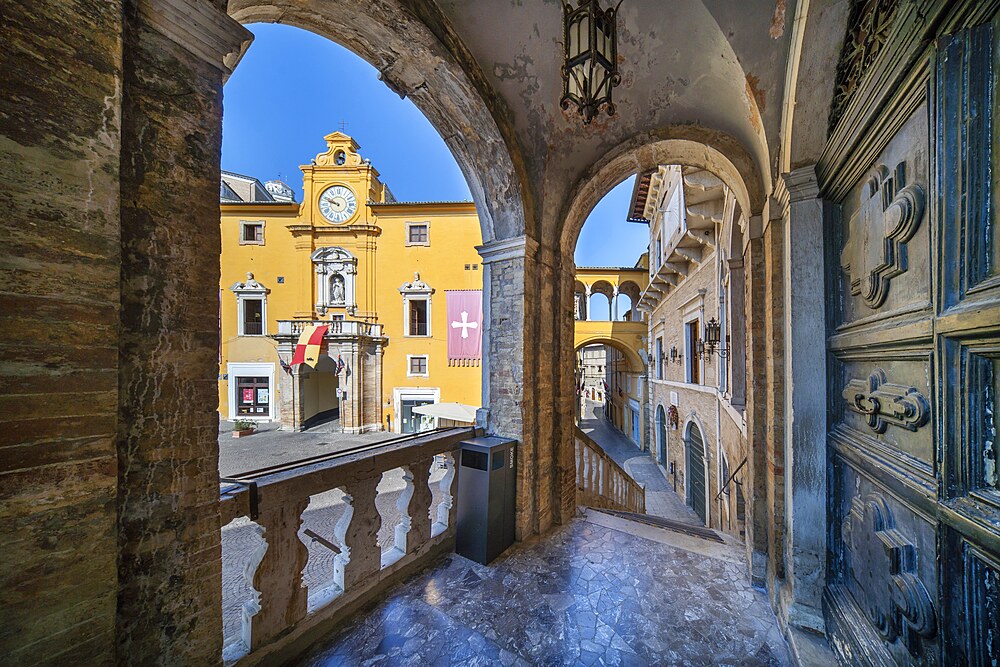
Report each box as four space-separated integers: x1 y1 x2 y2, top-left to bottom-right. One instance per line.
275 319 384 339
219 427 476 664
574 426 646 514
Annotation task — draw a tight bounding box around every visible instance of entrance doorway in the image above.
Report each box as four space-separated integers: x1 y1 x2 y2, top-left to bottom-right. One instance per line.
400 399 433 433
655 405 667 465
686 422 707 524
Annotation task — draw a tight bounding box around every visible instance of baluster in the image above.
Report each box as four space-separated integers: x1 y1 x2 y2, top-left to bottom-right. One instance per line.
248 496 310 650
432 452 456 536
396 456 435 554
333 477 381 591
576 439 583 489
601 453 610 500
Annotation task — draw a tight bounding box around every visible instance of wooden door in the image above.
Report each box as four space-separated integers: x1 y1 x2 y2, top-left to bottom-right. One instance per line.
824 17 1000 665
687 423 706 524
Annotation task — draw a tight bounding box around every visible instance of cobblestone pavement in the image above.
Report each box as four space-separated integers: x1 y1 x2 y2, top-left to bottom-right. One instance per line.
220 421 452 651
297 514 790 666
578 400 701 525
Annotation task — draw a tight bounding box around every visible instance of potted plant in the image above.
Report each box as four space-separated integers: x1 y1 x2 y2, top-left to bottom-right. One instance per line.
232 418 257 438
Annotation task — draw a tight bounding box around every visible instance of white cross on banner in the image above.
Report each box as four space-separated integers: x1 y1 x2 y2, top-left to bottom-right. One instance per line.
446 290 482 362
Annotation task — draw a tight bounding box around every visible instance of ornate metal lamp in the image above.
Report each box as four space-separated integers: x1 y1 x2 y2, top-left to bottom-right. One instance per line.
561 0 624 124
703 317 729 359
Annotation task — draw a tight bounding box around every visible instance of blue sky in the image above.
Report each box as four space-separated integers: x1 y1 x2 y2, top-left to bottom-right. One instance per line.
222 23 648 268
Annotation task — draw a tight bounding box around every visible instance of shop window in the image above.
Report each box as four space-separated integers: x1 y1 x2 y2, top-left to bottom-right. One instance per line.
236 376 270 417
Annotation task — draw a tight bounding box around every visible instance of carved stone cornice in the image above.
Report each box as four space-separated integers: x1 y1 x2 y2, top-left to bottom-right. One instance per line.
138 0 253 77
476 235 538 264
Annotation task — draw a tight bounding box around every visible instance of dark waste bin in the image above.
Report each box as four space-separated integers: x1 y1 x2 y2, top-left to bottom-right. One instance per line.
455 436 517 565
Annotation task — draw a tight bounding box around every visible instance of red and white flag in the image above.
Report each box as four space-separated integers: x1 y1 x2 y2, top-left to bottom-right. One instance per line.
446 290 482 362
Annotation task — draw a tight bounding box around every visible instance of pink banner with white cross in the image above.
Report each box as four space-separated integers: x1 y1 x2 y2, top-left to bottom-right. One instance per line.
446 290 482 363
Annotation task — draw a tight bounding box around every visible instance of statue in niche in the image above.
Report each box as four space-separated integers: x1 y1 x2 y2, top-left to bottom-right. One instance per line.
574 293 583 320
330 273 346 303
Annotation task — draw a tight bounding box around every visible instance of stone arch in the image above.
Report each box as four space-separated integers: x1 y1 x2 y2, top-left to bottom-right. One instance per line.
573 337 645 376
227 0 530 243
616 280 642 321
560 129 766 253
573 279 588 320
779 0 852 172
588 280 615 321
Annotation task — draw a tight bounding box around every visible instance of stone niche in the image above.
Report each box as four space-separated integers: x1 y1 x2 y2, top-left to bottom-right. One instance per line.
312 247 357 314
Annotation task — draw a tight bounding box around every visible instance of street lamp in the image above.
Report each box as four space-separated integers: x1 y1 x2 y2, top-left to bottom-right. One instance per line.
561 0 624 124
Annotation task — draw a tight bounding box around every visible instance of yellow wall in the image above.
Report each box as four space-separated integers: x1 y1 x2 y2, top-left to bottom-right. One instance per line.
219 132 483 429
372 203 484 431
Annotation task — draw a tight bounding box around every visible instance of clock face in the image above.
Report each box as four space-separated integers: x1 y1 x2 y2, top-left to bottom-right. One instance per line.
318 185 358 223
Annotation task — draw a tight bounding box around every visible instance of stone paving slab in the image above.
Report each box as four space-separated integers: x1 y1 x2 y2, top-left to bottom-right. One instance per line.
219 418 398 477
297 516 790 666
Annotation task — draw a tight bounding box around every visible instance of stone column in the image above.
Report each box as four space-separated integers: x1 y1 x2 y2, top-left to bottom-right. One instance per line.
584 284 592 321
779 166 827 633
116 1 251 663
276 356 305 432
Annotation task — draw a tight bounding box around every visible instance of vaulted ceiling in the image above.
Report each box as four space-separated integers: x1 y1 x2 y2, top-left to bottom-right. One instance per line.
229 0 799 243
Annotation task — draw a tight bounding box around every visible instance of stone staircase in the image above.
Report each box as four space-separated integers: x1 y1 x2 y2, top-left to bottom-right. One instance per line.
587 507 724 543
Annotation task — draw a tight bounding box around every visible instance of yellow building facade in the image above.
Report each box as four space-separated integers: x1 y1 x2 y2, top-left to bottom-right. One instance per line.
219 132 483 433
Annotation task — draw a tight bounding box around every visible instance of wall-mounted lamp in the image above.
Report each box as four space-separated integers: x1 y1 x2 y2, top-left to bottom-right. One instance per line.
702 317 729 359
669 345 683 364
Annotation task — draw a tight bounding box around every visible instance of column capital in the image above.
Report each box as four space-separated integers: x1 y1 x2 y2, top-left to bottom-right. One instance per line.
476 235 537 264
138 0 253 77
779 164 820 204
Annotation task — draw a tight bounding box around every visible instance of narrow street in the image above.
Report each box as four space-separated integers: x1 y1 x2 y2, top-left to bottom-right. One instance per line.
578 399 702 525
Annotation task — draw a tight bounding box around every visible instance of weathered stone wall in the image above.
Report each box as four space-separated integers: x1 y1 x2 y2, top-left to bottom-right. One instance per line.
763 215 786 585
0 1 124 663
116 1 242 661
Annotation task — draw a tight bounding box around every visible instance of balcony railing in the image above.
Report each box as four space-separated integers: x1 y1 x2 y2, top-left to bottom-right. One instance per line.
219 427 475 664
574 426 645 514
275 319 384 338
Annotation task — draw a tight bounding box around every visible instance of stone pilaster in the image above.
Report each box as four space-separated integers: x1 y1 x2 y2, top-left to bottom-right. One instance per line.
778 165 827 633
116 1 251 663
742 214 769 588
477 236 538 538
0 1 125 662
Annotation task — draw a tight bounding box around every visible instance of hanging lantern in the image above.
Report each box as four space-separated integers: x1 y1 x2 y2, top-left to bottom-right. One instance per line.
561 0 623 124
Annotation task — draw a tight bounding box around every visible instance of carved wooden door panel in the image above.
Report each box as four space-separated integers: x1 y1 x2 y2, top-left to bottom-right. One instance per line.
824 19 1000 666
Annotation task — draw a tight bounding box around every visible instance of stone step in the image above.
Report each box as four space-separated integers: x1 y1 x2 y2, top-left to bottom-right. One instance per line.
588 507 724 543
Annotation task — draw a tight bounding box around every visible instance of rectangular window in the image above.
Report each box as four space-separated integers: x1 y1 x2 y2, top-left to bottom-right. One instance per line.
406 222 429 246
240 221 264 245
408 355 428 376
408 299 428 336
235 376 269 417
656 337 664 380
243 298 264 336
686 319 701 384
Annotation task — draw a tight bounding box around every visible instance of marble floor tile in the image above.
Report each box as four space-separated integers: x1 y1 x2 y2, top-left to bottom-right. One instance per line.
296 516 791 666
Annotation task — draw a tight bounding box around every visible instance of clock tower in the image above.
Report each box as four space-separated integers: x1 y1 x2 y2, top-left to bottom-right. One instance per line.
299 131 392 229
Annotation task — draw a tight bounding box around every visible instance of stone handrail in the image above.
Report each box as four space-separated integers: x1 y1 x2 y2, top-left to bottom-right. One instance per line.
219 427 476 664
574 426 646 514
275 319 384 338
